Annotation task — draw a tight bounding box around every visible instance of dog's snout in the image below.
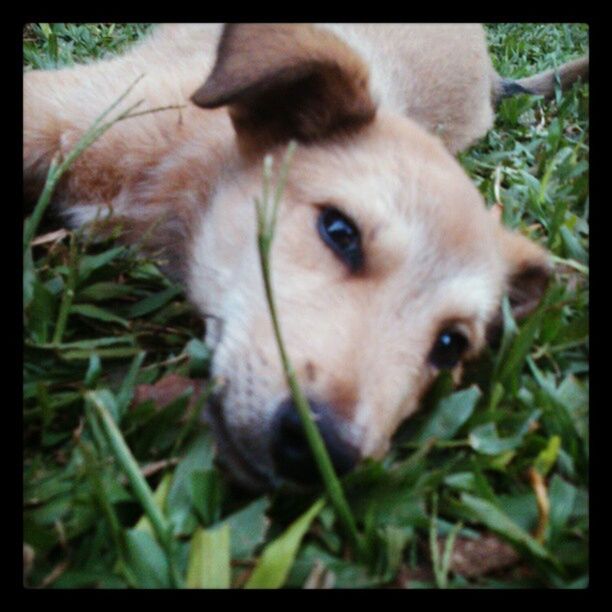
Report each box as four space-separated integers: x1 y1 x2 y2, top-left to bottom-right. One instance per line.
271 397 359 486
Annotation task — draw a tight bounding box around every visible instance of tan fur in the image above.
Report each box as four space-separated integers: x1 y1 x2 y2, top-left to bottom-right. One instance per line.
23 24 562 489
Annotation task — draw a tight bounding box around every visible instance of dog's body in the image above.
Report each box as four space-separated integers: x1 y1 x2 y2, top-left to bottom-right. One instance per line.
23 24 588 489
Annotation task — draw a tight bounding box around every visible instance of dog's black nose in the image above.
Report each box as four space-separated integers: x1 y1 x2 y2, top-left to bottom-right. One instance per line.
271 397 359 486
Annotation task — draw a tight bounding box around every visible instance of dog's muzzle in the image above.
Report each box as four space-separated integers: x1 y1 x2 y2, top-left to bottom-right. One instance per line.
205 389 360 490
270 397 360 486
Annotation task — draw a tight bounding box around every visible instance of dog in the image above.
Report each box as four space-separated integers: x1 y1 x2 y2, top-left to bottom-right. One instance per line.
23 24 588 490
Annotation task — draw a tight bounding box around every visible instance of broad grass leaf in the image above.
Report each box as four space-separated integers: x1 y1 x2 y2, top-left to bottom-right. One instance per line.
70 303 130 328
361 489 426 530
128 392 192 457
496 493 538 533
560 225 588 263
377 524 413 578
468 457 499 503
346 454 429 529
496 301 548 389
245 498 325 589
548 475 579 535
547 117 563 150
564 575 589 589
115 351 146 417
557 376 588 426
23 249 36 309
444 470 474 489
469 410 540 455
469 423 520 455
78 281 137 301
84 352 102 387
412 385 481 444
528 359 588 443
78 246 125 282
186 524 231 588
23 515 62 554
129 260 165 281
25 471 74 505
26 493 71 526
490 296 519 385
28 278 58 343
166 431 216 535
459 493 551 561
190 470 222 527
54 567 128 589
498 94 538 126
288 543 378 588
123 528 171 588
224 496 270 559
127 284 183 318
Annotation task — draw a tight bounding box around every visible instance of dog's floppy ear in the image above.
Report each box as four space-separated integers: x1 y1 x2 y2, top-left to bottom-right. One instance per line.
501 229 552 319
191 24 376 149
487 207 553 342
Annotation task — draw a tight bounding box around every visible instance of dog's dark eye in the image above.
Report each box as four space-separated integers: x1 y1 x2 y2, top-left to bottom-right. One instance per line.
317 207 363 272
429 329 469 369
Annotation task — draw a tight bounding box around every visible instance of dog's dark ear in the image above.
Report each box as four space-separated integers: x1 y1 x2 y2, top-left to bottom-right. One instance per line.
191 24 376 149
487 208 552 343
502 229 552 319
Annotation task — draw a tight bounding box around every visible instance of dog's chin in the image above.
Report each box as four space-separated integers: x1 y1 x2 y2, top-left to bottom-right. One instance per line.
204 395 279 492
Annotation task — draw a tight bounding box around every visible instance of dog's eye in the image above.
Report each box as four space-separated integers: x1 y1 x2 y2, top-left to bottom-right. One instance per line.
317 207 363 271
429 329 469 369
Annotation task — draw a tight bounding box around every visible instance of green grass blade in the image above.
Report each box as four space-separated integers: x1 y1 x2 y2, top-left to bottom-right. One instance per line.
88 390 183 588
245 498 324 589
254 144 366 560
186 524 231 589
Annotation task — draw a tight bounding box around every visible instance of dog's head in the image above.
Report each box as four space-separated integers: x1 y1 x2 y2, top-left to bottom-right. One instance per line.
185 24 550 489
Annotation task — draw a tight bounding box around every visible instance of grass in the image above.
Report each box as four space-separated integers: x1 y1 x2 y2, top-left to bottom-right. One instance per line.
23 23 588 589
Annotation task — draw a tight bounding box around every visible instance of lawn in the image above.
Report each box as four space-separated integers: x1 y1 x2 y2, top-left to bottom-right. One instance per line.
23 23 589 589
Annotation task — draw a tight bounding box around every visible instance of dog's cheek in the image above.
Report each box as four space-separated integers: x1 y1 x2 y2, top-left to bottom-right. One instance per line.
208 315 281 454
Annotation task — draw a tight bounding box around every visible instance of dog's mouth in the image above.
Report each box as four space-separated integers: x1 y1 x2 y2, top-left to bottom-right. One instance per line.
204 392 277 491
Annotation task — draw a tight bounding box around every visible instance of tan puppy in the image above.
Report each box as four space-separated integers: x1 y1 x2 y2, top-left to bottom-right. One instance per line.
23 24 587 489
